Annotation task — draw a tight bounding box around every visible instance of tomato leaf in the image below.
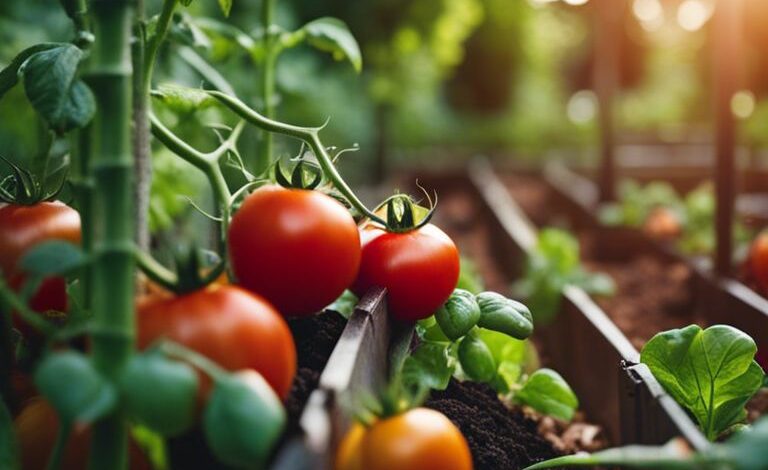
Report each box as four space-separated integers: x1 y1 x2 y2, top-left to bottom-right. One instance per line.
515 369 579 421
120 353 199 437
151 83 216 114
203 372 285 467
0 398 19 470
435 289 480 340
326 289 358 319
641 324 765 441
301 17 362 73
0 43 61 100
19 240 85 277
476 328 527 393
217 0 232 17
19 44 95 133
402 341 454 392
34 351 117 424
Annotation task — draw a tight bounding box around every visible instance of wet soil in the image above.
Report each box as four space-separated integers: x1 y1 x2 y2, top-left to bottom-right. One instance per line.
426 380 559 470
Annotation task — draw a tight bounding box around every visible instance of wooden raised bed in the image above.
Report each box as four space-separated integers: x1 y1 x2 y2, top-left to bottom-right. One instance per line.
272 287 397 470
543 162 768 362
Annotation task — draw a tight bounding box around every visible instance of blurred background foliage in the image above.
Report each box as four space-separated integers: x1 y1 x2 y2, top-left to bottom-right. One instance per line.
2 0 767 233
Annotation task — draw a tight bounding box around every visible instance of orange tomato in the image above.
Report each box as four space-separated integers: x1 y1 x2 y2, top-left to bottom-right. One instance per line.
335 408 472 470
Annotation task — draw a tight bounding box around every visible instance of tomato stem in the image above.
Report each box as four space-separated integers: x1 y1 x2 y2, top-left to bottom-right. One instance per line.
207 91 388 227
45 422 72 470
134 248 179 292
160 340 228 382
85 0 135 466
0 277 56 336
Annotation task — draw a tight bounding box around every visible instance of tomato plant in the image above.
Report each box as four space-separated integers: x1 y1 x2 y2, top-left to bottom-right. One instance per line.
228 185 361 317
335 408 472 470
352 198 460 321
137 285 296 399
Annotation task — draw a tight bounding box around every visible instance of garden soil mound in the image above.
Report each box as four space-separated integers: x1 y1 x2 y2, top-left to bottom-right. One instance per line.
426 380 558 470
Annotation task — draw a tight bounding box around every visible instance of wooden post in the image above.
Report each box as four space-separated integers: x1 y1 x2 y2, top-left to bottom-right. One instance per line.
594 0 622 203
713 0 742 276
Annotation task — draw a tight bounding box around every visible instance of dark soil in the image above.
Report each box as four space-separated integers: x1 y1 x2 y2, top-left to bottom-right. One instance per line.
426 380 559 470
167 310 347 469
284 310 347 433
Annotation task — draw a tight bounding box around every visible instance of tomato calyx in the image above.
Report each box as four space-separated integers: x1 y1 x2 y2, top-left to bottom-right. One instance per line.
354 379 428 426
374 193 436 233
274 159 322 190
0 156 67 205
172 246 226 295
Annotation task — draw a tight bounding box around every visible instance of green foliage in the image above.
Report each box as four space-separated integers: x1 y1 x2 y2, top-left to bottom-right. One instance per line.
19 240 85 277
525 414 768 470
13 43 94 134
514 228 615 324
475 291 533 340
301 17 362 72
326 289 358 319
599 180 682 227
402 288 577 420
435 288 480 340
120 352 199 437
456 256 484 294
151 83 217 114
0 399 19 470
34 351 117 424
641 324 765 441
203 373 286 468
515 369 578 422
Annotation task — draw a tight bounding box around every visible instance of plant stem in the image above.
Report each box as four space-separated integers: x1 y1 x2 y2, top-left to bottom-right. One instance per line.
256 0 277 173
132 0 179 252
208 91 387 226
86 0 135 467
46 424 72 470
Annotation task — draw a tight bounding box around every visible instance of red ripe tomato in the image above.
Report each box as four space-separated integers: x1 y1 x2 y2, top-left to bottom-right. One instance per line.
137 285 296 399
14 398 151 470
748 230 768 295
0 202 81 331
351 222 460 321
228 185 361 317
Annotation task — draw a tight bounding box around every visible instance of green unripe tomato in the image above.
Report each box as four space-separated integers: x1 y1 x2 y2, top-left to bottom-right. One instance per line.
203 371 286 468
120 352 198 437
476 292 533 340
458 334 496 383
435 289 481 340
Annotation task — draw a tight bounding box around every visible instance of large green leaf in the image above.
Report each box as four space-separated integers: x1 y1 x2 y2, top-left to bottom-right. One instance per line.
402 341 454 391
19 240 85 277
302 17 362 72
151 83 217 114
515 368 578 421
19 44 94 133
641 324 764 441
0 43 61 100
0 398 19 470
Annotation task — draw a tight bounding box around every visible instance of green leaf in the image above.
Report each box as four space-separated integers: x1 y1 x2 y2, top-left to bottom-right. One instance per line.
120 353 199 437
475 329 527 393
19 240 85 277
402 341 454 391
0 398 19 470
151 83 216 114
0 43 61 100
203 372 285 468
19 44 95 133
456 256 484 294
458 333 496 383
435 289 481 340
326 289 358 319
476 292 533 340
516 369 579 421
641 324 765 441
301 17 362 72
416 316 451 342
217 0 232 17
34 351 117 424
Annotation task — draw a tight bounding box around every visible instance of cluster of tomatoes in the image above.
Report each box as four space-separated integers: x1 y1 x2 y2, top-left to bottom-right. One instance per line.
3 182 474 469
